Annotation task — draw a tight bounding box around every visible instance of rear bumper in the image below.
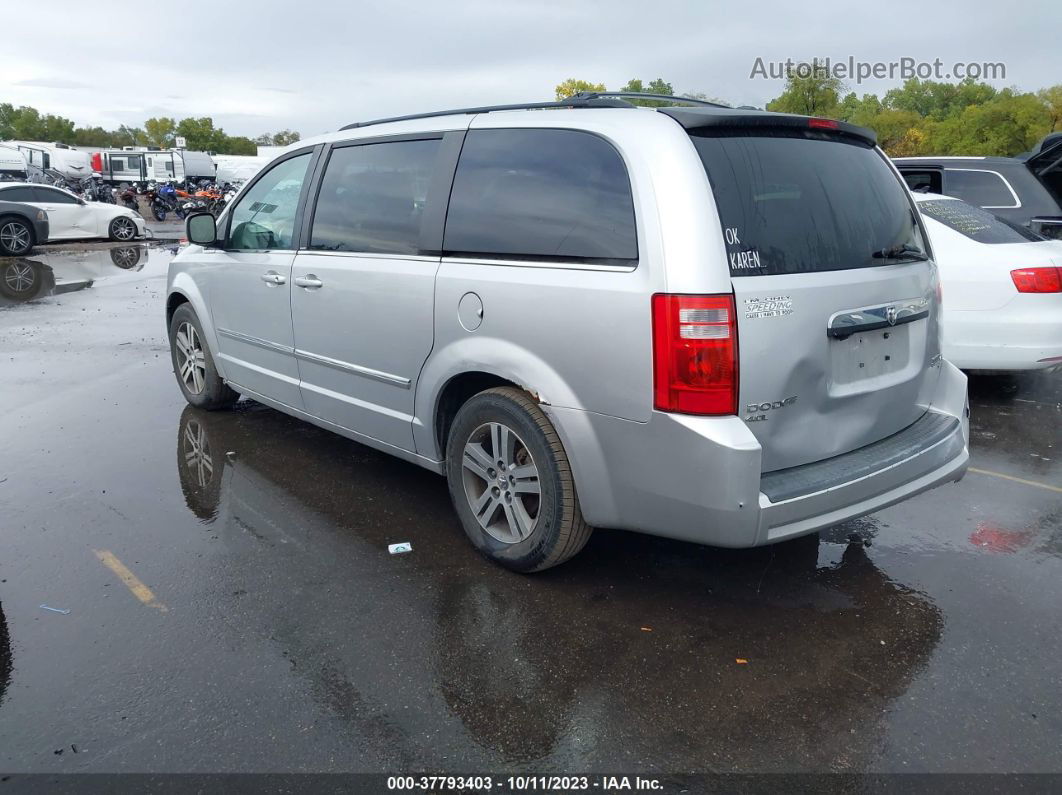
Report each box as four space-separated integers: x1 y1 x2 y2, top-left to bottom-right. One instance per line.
548 361 969 548
944 304 1062 370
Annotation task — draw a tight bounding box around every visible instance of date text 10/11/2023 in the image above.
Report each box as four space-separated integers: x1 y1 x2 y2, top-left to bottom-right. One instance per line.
386 775 665 792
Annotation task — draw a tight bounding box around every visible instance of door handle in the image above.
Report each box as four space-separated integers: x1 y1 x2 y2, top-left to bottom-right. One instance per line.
260 271 286 285
294 275 323 290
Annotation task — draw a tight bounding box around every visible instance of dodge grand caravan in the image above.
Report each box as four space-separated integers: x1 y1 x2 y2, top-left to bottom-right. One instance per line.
166 93 970 572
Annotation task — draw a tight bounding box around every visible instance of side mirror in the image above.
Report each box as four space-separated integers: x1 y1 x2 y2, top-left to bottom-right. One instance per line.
186 212 217 246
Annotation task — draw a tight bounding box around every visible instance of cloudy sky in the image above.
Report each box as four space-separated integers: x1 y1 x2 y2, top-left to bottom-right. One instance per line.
2 0 1057 139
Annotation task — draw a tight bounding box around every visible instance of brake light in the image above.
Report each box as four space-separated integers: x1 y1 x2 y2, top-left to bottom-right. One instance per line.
90 152 102 172
1011 267 1062 293
652 294 738 415
809 118 840 130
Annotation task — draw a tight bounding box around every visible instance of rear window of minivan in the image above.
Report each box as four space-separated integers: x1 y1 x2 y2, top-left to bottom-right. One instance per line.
692 131 924 277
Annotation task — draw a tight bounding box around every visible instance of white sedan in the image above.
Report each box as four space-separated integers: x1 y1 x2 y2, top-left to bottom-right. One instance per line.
914 192 1062 370
0 182 146 243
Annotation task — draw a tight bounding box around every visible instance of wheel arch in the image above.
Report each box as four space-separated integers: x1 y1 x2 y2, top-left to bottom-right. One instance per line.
414 336 587 462
166 275 226 379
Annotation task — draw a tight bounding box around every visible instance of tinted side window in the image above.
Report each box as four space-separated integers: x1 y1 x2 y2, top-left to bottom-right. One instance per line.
34 187 77 204
444 129 637 262
920 199 1043 244
901 169 942 194
309 138 441 255
944 169 1018 208
0 186 37 202
228 153 312 251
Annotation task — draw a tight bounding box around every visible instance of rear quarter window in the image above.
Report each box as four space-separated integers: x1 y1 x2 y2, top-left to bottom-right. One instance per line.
943 169 1019 209
919 199 1044 244
443 128 637 263
692 131 924 277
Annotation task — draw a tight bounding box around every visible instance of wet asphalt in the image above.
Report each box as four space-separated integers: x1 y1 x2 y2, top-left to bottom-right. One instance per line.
0 244 1059 775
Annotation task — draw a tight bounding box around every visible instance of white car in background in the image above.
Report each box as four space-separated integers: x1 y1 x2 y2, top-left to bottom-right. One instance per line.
0 182 146 243
914 192 1062 370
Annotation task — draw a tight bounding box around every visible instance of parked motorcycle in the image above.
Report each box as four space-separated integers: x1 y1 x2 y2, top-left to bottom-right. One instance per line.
118 184 139 213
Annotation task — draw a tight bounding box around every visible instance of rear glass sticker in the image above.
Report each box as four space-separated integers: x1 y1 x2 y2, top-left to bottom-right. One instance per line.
743 295 793 320
730 249 762 270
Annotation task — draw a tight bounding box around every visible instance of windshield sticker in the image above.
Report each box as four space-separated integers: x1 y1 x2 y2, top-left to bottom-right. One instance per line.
744 295 793 320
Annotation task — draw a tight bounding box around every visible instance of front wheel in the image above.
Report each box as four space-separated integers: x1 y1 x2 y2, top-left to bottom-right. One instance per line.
0 217 34 256
108 216 138 241
446 387 592 572
168 304 239 410
151 203 167 222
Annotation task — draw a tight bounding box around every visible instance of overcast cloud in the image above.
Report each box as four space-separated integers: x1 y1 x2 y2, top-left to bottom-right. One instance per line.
1 0 1057 138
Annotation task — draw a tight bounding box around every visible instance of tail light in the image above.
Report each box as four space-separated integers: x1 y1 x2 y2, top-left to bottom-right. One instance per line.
90 152 102 172
652 294 738 415
1011 267 1062 293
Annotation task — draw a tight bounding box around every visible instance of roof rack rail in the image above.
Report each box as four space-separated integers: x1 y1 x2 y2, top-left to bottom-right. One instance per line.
339 96 633 131
566 91 730 108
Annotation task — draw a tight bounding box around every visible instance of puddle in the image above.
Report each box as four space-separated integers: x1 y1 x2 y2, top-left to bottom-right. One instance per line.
0 244 160 308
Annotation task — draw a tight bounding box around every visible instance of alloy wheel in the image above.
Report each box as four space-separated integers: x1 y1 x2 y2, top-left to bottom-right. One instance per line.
112 217 136 241
175 322 207 395
0 222 30 255
461 421 541 544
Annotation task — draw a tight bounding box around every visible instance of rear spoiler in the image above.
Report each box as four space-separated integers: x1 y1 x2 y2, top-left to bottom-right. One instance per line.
659 107 877 146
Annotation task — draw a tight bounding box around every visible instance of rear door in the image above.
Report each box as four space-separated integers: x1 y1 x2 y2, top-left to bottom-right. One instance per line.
290 133 458 451
691 129 940 472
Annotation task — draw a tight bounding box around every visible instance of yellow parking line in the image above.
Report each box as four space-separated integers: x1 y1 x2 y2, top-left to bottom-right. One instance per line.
94 550 168 612
968 467 1062 494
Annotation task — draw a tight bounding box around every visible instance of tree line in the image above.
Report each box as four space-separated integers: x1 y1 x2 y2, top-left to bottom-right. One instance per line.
0 103 300 154
559 72 1061 157
766 71 1061 157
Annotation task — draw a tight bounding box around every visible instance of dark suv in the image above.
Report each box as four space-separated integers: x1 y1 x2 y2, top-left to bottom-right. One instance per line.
894 133 1062 240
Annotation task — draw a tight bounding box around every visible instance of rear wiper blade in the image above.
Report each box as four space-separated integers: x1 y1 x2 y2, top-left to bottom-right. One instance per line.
873 244 928 261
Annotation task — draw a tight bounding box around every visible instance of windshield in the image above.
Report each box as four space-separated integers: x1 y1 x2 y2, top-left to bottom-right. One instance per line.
919 199 1045 244
691 131 925 276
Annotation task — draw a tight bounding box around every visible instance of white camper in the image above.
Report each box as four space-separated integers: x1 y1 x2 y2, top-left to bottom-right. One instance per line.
2 141 92 179
177 150 216 181
212 154 269 184
0 145 28 180
92 148 216 183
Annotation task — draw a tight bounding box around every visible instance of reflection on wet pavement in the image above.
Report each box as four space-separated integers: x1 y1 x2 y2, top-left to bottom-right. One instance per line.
174 406 946 770
0 245 152 307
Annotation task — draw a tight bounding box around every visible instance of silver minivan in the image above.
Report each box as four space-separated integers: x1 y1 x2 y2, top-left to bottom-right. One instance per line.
167 93 969 572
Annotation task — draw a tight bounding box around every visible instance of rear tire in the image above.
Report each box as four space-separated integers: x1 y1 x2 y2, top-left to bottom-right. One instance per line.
0 217 34 256
446 387 592 572
168 303 239 410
